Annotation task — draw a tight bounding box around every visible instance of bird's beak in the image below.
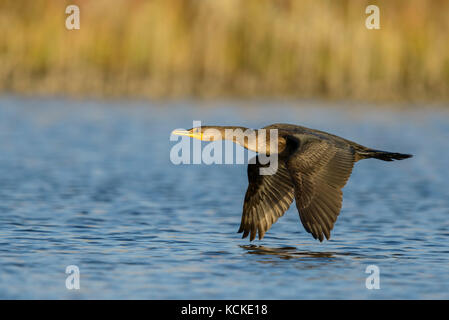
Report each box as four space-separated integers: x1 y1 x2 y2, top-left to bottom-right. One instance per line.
172 129 203 140
172 129 192 137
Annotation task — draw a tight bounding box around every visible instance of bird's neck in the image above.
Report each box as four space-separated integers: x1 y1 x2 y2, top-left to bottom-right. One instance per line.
216 126 282 154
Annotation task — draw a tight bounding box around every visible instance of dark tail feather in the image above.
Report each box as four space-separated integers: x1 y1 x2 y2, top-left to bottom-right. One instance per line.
359 149 413 161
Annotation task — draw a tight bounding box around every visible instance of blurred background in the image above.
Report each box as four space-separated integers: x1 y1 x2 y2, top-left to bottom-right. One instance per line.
1 0 449 101
1 0 449 299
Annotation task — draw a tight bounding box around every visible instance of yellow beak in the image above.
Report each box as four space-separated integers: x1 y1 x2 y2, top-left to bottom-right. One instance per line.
172 129 203 140
172 129 192 137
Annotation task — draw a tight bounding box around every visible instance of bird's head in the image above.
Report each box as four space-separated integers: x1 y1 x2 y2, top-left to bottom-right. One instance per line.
172 126 224 141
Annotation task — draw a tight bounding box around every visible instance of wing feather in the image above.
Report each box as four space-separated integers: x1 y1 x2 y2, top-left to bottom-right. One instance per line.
239 156 295 241
286 138 355 241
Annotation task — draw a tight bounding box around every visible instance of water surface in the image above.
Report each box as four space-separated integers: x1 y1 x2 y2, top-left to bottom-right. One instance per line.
0 97 448 299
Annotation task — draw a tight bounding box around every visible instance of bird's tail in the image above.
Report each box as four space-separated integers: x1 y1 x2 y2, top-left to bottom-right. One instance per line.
358 149 413 161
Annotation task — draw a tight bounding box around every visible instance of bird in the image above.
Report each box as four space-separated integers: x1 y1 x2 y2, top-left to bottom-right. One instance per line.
172 123 412 242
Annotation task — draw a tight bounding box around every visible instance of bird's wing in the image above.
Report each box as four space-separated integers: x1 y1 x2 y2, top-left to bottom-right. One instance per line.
239 156 295 241
285 137 355 241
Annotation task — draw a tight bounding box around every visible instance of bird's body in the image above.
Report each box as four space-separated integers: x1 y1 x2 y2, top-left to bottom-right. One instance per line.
173 123 412 242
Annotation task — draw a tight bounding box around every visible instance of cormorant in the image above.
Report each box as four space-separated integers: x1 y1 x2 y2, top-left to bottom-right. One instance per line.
172 124 412 242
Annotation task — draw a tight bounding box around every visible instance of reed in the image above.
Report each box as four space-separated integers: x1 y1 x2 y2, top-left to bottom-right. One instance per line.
1 0 448 101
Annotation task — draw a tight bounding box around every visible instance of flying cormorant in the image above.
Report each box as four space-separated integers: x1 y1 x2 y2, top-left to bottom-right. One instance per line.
172 124 412 242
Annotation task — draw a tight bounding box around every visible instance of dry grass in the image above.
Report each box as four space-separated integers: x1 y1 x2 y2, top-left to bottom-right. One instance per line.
1 0 448 101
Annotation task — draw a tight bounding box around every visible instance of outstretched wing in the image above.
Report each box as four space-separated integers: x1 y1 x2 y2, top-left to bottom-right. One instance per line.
286 137 355 241
239 156 295 241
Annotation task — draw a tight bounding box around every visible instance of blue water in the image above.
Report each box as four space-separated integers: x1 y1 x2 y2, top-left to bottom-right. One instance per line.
0 96 448 299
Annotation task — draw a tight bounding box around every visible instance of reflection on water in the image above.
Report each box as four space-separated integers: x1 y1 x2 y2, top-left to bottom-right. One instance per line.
241 245 337 259
0 96 448 299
